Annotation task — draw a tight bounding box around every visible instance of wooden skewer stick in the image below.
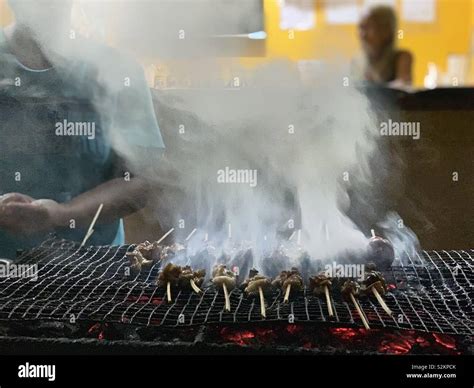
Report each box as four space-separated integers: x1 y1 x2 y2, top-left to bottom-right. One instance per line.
372 288 393 316
185 228 197 241
190 279 202 294
258 287 266 318
350 293 370 330
157 228 175 245
223 283 231 312
283 283 291 303
80 203 104 248
324 285 334 317
166 281 172 302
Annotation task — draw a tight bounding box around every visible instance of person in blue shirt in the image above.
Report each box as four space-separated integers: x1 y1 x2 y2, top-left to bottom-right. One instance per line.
0 0 165 258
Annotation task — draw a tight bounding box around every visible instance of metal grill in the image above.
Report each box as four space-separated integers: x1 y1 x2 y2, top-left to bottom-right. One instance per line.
0 236 472 335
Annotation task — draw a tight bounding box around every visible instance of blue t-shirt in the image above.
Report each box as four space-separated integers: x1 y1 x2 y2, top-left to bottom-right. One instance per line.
0 31 165 258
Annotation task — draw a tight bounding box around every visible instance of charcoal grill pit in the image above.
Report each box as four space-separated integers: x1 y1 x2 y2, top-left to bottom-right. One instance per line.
0 236 472 355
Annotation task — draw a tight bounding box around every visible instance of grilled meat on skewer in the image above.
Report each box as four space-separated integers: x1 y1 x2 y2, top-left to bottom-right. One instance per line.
212 265 236 312
341 280 370 329
156 263 181 302
367 234 395 269
241 269 272 318
126 249 153 273
363 267 392 316
309 272 334 317
272 267 303 303
156 263 206 301
179 266 206 294
127 241 186 273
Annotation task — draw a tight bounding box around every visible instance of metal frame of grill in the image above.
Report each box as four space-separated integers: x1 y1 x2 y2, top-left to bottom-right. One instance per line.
0 236 472 337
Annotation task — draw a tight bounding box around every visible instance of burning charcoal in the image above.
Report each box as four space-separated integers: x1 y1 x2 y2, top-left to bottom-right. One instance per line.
341 280 370 330
309 272 334 317
178 266 206 294
156 263 182 302
272 267 303 303
363 269 393 316
241 269 272 318
261 248 291 278
211 265 236 312
367 231 395 269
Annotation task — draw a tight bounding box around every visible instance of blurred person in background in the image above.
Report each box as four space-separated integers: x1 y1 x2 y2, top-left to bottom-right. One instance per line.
351 5 413 88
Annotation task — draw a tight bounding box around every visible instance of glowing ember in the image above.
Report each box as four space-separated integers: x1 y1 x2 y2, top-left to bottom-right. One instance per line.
127 296 163 305
330 327 361 340
286 324 302 335
433 333 456 350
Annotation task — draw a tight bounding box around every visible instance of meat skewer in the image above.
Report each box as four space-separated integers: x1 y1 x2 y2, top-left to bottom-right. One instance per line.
156 263 181 302
212 265 236 312
309 272 334 317
156 263 206 302
367 229 395 270
241 269 272 318
126 248 153 273
156 228 175 245
127 239 186 273
179 265 206 294
185 228 197 241
272 268 303 303
341 280 370 330
363 265 392 316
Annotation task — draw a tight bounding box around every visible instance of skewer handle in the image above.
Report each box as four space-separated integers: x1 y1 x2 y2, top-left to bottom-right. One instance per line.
80 203 104 247
283 283 291 303
372 288 393 316
324 285 334 317
258 287 266 318
166 281 172 302
190 279 202 294
350 293 370 330
223 283 231 312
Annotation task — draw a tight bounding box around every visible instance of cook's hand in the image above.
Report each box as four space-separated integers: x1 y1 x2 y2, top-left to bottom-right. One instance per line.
0 192 34 205
0 199 67 235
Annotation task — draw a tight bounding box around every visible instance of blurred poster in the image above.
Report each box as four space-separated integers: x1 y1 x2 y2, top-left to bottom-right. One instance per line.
401 0 436 23
326 0 360 25
279 0 316 30
363 0 396 8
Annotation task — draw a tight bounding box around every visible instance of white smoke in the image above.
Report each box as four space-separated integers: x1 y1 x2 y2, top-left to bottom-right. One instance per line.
6 0 419 268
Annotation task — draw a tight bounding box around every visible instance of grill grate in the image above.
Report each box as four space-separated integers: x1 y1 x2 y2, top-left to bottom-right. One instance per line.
0 236 472 335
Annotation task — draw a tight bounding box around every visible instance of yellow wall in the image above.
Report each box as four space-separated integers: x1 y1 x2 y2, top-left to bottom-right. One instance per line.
253 0 473 87
1 0 473 87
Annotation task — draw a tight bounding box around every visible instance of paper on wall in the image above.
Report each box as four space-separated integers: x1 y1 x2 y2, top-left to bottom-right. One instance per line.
326 0 360 25
401 0 436 23
363 0 396 8
279 0 316 30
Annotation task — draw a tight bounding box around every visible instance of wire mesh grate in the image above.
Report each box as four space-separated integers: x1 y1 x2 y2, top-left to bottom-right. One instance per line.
0 236 472 335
